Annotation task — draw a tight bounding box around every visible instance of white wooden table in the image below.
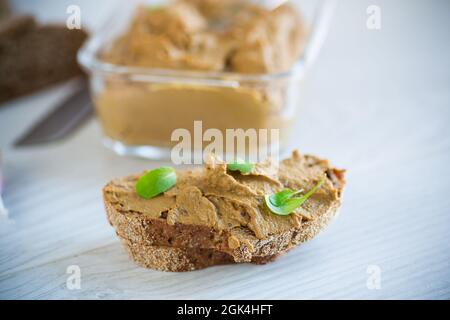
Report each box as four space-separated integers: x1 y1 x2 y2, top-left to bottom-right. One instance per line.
1 0 449 299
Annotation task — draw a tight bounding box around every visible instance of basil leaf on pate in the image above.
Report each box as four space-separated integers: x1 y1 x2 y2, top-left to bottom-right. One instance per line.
227 159 254 174
265 177 325 216
136 166 176 199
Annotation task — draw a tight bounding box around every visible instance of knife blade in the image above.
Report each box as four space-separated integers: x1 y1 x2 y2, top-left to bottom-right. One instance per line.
14 80 94 147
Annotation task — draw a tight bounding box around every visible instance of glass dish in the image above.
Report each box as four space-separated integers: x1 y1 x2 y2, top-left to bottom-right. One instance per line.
78 0 334 160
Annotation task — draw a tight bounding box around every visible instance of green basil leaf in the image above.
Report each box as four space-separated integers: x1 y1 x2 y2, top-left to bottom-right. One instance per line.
265 194 294 215
268 188 303 206
135 166 176 199
265 177 325 216
227 159 254 174
265 196 303 215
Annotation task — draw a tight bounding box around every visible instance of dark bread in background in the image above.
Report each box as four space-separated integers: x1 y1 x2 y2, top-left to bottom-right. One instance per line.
0 15 88 104
0 0 10 20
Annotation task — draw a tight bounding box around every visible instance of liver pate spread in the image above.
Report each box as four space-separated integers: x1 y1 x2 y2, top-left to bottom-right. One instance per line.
106 150 343 251
103 0 305 73
95 0 306 149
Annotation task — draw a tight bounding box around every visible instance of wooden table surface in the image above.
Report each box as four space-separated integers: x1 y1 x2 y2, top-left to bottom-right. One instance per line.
1 0 449 299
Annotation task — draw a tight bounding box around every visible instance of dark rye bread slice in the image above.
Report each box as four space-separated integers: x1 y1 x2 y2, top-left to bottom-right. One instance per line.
121 240 281 272
0 0 10 20
104 151 345 270
0 15 88 104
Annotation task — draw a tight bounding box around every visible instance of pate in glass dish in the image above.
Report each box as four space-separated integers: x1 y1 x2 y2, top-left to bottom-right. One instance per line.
79 0 330 159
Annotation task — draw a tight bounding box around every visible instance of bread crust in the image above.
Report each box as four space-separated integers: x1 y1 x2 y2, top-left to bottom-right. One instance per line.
120 240 280 272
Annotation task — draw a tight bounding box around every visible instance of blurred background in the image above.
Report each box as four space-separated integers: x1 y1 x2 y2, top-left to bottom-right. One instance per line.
0 0 449 299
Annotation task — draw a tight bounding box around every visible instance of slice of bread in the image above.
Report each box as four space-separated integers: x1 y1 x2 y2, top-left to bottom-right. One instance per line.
0 0 10 20
0 15 88 104
121 240 281 272
104 150 345 271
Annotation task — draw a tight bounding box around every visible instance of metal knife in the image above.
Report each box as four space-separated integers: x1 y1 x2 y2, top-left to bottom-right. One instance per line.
14 79 94 147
